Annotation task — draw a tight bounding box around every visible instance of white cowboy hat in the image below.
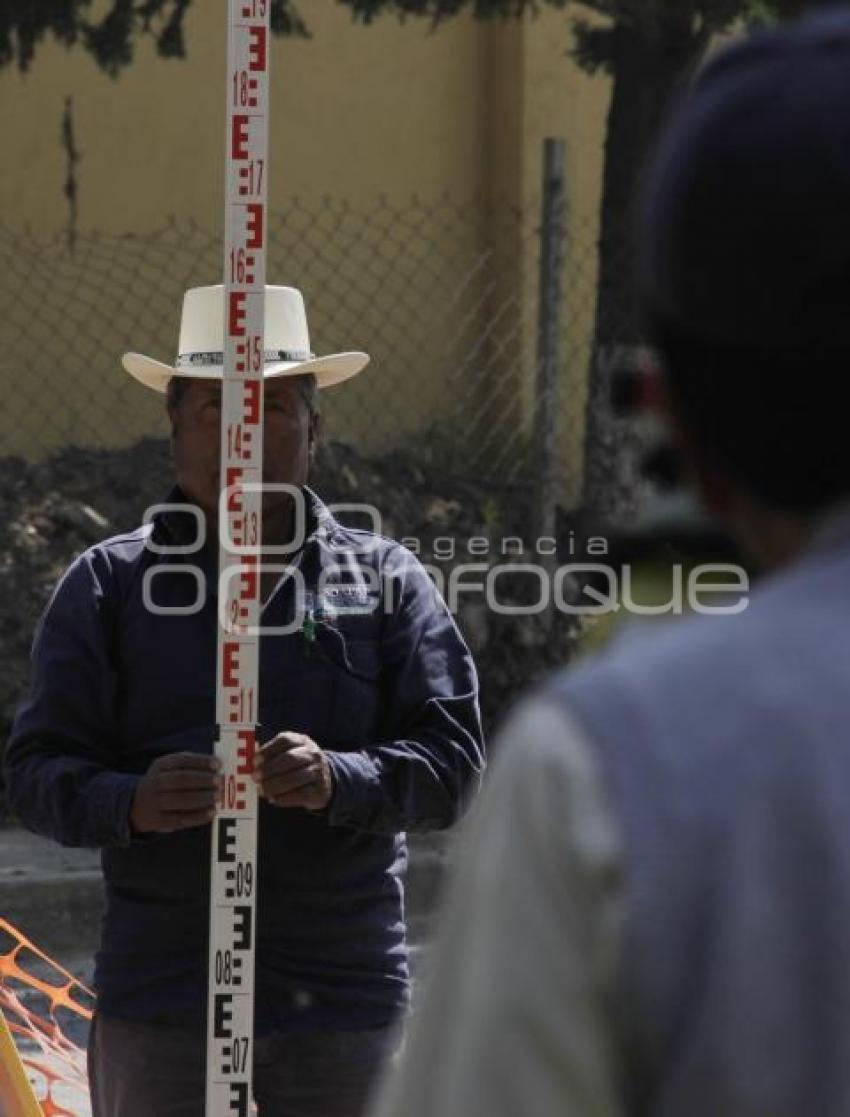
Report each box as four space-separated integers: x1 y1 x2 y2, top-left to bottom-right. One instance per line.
122 284 369 393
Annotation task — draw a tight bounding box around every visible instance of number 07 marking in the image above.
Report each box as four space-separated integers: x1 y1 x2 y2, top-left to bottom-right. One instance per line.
206 1 270 1115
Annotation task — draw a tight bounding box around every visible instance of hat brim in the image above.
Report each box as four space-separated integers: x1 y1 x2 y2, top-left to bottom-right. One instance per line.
122 351 370 393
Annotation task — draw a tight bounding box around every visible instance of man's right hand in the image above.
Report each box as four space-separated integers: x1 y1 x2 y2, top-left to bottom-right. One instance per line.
130 752 221 835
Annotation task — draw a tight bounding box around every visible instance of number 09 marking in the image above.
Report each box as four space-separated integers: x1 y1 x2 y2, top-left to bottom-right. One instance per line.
207 1 270 1113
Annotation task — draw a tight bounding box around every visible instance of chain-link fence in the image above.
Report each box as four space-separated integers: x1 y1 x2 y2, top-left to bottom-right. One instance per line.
0 189 607 490
0 184 644 747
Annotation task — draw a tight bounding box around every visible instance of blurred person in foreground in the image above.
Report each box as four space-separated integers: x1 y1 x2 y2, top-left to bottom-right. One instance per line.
370 9 850 1117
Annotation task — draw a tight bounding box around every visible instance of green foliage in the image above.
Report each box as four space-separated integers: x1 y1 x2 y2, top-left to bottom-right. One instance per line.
336 0 818 71
339 0 567 25
0 0 308 76
742 0 815 25
0 0 816 76
571 0 811 73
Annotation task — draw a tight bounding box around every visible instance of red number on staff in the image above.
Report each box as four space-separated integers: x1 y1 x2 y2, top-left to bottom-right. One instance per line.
224 775 239 810
227 423 243 459
230 248 247 284
248 336 262 372
230 598 242 629
245 159 264 195
216 774 240 810
233 70 250 107
240 688 255 722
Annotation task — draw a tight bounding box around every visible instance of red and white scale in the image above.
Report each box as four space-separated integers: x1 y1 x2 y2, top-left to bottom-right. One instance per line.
206 1 270 1114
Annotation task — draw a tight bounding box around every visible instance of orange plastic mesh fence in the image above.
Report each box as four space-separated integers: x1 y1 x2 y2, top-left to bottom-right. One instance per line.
0 917 94 1116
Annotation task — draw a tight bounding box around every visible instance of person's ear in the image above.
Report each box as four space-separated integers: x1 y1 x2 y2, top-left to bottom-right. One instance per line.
166 403 180 443
307 411 321 464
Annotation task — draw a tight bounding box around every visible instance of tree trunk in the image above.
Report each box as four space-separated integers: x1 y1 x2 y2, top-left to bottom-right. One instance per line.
581 13 705 518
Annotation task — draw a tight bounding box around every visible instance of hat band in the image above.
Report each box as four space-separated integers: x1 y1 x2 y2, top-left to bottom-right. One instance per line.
176 348 315 369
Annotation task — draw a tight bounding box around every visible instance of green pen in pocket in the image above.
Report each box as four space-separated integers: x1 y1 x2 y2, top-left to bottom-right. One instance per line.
301 594 317 656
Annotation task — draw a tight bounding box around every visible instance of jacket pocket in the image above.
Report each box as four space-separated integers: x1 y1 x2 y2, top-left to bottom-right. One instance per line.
315 628 382 747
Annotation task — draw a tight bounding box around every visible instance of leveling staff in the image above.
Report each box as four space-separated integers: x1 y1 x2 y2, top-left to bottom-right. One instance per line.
5 284 485 1117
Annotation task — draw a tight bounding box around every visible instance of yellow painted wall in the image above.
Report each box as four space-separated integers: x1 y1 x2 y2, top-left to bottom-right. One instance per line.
0 1 610 506
0 3 490 230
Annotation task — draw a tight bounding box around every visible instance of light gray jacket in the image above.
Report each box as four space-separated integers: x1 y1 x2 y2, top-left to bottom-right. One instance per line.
372 513 850 1117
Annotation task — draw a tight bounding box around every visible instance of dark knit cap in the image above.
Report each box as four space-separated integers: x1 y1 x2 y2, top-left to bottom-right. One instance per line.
640 5 850 358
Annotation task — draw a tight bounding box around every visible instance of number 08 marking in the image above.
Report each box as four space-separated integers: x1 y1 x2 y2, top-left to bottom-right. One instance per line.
206 1 270 1115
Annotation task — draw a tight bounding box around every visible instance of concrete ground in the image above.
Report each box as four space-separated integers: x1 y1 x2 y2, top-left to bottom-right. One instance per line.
1 827 102 961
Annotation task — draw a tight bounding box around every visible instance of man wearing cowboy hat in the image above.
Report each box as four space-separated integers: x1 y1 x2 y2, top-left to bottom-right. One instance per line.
5 285 485 1117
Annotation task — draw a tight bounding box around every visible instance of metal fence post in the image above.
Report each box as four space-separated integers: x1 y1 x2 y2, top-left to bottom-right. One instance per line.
533 140 567 610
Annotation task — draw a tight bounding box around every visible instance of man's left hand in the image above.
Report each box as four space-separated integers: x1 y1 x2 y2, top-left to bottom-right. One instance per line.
252 732 333 811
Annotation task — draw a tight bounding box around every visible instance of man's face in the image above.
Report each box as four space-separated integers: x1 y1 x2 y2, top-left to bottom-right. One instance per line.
168 376 317 530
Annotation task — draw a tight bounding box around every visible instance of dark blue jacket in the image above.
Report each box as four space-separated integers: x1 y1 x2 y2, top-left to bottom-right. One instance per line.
5 487 484 1032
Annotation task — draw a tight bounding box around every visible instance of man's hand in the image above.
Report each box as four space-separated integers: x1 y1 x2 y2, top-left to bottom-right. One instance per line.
130 752 221 835
252 732 333 811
